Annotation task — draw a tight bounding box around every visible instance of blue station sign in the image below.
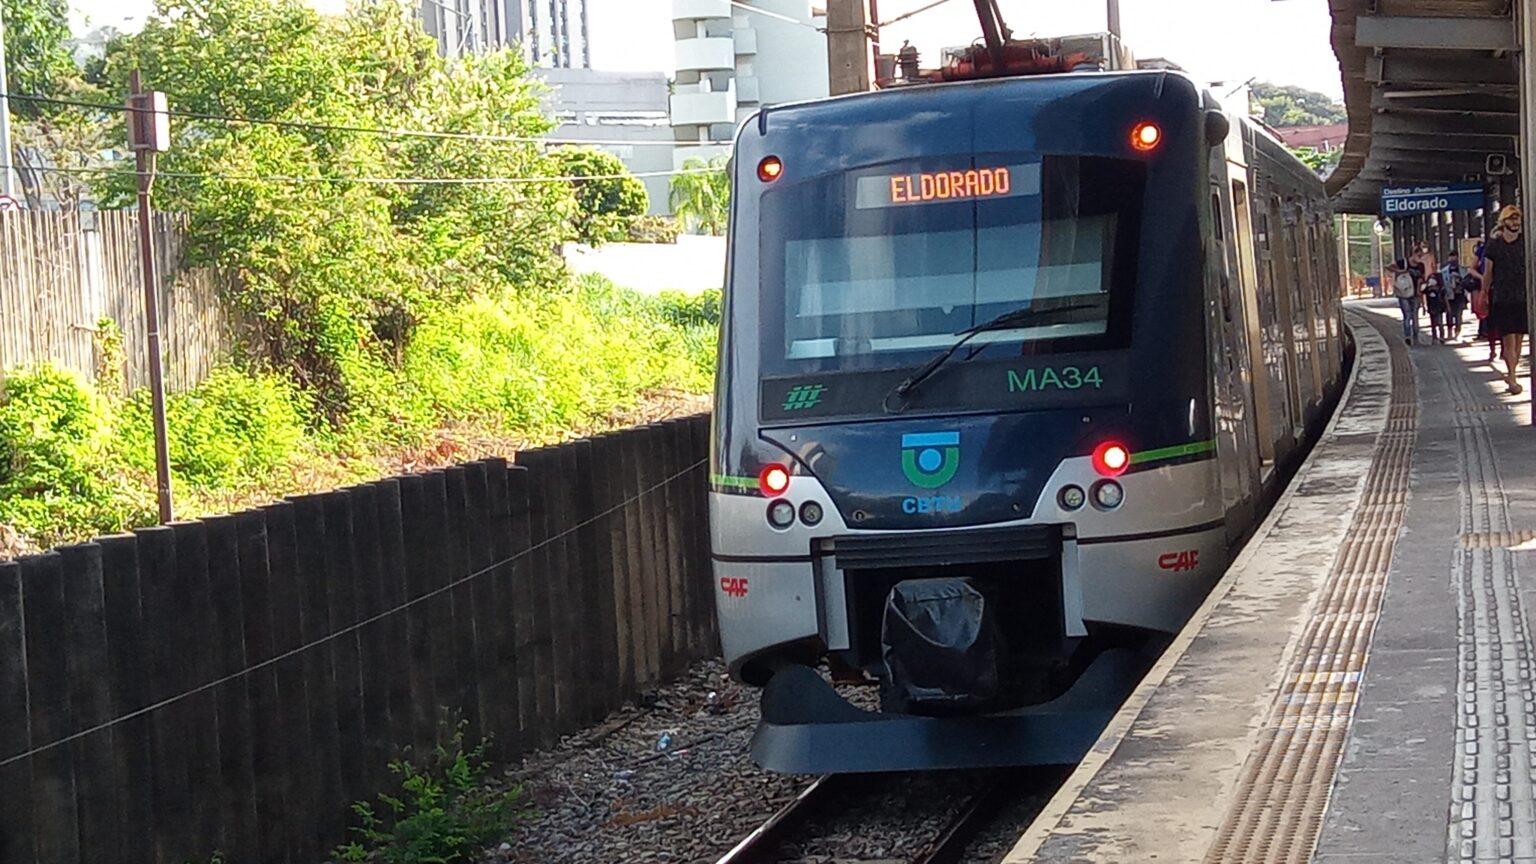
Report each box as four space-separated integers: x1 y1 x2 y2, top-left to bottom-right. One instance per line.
1381 183 1484 215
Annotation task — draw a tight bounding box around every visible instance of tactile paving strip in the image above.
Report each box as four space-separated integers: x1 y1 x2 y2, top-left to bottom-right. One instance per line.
1443 345 1536 862
1203 312 1415 864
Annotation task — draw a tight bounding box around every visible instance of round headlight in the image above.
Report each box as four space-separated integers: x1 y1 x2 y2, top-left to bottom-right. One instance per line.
1092 480 1124 510
767 498 796 528
1059 485 1086 511
799 500 824 526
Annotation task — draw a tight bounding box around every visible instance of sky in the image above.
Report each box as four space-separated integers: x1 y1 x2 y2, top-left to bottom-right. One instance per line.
68 0 1345 100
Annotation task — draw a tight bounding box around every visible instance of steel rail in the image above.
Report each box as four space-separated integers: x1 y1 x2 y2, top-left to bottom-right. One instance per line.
712 774 848 864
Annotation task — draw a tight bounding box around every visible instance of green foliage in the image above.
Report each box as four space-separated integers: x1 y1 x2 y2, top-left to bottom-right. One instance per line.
335 725 526 864
98 0 575 423
668 157 730 235
549 147 648 246
400 277 715 437
1291 146 1342 174
119 367 310 490
0 0 76 119
1250 81 1346 128
0 367 150 547
2 0 112 208
655 288 721 328
626 214 682 244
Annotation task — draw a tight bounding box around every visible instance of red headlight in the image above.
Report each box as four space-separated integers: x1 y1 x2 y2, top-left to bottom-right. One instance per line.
1130 122 1162 152
758 156 783 182
759 463 790 496
1092 442 1131 477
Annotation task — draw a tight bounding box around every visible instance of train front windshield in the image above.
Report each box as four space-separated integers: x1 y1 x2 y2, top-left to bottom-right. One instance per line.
759 154 1146 375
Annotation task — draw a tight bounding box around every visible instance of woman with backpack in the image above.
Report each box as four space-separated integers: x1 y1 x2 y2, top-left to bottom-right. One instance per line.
1389 258 1420 346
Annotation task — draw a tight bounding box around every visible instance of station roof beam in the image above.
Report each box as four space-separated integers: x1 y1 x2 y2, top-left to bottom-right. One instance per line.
1328 0 1519 214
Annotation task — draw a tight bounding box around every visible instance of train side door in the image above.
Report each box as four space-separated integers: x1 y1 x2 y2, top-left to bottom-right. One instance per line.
1267 196 1304 450
1207 178 1258 525
1230 180 1276 469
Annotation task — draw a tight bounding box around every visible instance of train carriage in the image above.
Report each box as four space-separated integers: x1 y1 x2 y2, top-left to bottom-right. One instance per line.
709 69 1345 773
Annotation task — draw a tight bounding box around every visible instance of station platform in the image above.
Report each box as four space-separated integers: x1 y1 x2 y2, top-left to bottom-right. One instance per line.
1005 300 1536 864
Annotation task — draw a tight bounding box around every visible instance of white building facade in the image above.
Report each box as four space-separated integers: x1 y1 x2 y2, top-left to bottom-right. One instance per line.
670 0 829 170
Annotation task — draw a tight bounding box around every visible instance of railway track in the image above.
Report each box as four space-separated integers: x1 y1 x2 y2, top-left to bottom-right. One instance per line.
714 770 1029 864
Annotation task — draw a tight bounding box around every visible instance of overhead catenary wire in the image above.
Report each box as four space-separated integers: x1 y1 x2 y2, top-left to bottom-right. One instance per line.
727 0 824 30
0 456 709 771
1 162 725 186
877 0 956 28
0 91 735 149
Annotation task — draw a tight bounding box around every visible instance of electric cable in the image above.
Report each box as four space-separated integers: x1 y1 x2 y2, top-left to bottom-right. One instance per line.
0 91 734 148
1 162 724 186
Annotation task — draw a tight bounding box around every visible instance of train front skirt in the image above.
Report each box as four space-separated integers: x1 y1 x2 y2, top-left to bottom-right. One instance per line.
750 647 1155 773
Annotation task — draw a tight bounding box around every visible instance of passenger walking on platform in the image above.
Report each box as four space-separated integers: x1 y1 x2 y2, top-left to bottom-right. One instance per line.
1424 271 1448 344
1444 252 1468 341
1389 258 1420 345
1475 205 1527 394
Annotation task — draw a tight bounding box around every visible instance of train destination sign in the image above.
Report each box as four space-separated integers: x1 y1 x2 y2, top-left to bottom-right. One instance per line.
856 163 1039 209
1380 183 1483 215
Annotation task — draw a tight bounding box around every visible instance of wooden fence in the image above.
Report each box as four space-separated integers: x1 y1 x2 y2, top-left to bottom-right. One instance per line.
0 415 718 864
0 210 231 393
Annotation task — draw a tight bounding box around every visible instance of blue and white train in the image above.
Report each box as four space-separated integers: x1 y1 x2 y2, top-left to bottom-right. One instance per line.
708 67 1346 773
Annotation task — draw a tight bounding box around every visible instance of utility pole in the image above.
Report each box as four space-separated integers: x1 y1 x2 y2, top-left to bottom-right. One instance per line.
826 0 873 96
0 7 17 199
128 70 175 523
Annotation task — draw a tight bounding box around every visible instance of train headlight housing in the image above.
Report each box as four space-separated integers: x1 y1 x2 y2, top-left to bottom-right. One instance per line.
1092 480 1125 510
799 500 824 526
759 463 791 496
1092 442 1131 477
767 498 796 528
1131 121 1162 152
758 156 784 182
1058 485 1086 511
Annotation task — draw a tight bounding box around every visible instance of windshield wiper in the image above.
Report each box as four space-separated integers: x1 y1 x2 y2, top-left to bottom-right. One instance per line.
882 304 1096 414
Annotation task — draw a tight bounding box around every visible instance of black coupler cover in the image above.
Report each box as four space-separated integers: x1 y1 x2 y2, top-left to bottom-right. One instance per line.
880 578 1000 713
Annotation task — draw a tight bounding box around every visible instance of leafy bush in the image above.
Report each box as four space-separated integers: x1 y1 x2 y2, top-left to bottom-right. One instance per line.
118 367 311 490
400 278 714 437
625 214 681 244
655 289 721 328
0 366 149 546
335 726 526 864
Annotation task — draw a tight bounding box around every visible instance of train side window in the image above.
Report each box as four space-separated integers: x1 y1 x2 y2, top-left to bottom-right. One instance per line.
1211 193 1225 241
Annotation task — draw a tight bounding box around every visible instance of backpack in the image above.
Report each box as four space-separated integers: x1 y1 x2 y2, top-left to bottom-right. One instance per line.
1393 271 1417 299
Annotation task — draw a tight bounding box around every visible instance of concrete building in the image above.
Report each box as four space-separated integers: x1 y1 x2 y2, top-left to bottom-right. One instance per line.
533 68 675 215
670 0 830 170
420 0 590 67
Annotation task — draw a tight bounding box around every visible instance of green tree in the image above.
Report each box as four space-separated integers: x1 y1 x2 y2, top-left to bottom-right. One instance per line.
2 0 110 208
549 147 648 245
1 0 76 119
98 0 576 426
1250 81 1346 128
668 156 729 236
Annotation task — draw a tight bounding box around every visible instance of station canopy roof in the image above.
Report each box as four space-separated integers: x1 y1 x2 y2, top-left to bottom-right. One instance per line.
1327 0 1518 214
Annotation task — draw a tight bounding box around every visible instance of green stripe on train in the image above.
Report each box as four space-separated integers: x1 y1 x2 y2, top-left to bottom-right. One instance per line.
709 473 759 490
1129 439 1217 465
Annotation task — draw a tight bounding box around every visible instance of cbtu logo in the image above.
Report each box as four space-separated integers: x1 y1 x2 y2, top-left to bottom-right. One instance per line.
900 432 961 489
